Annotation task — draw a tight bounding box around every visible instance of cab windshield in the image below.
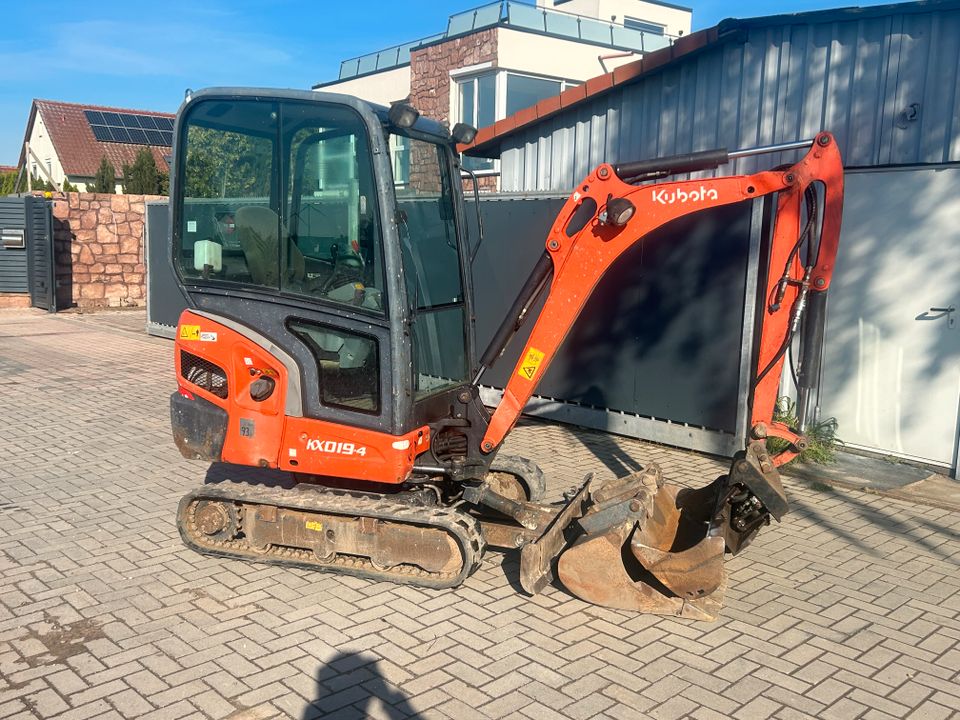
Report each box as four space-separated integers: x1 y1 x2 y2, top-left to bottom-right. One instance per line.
175 98 386 314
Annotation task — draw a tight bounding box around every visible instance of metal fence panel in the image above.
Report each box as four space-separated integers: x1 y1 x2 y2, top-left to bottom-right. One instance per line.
145 201 187 336
0 198 28 293
25 196 55 311
467 196 756 442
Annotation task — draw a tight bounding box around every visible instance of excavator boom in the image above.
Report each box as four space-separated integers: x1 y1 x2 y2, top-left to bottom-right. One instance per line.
470 134 843 615
479 133 843 460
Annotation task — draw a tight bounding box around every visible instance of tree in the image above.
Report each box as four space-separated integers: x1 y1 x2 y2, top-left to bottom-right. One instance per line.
123 148 162 195
93 157 116 193
184 126 270 199
1 169 18 195
62 179 79 192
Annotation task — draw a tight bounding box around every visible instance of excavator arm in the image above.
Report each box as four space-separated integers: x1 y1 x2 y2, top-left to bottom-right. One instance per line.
479 132 844 463
471 134 844 617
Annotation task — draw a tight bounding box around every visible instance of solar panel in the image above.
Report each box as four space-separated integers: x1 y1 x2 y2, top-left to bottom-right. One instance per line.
109 126 131 143
91 125 112 142
84 109 174 147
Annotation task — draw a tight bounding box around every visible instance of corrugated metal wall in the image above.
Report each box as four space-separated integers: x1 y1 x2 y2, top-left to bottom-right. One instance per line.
499 5 960 190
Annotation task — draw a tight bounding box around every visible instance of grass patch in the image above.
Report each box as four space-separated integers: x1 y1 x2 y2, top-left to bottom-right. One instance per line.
767 396 842 465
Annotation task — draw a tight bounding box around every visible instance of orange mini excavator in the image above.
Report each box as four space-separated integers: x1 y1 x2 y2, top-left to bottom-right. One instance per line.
169 88 843 620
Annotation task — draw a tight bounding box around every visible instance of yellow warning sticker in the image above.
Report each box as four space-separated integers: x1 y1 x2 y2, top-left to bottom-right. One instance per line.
517 347 546 381
305 520 324 532
179 324 201 341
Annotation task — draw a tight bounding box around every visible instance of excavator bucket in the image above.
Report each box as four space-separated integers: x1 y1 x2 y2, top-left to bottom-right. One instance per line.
520 442 788 620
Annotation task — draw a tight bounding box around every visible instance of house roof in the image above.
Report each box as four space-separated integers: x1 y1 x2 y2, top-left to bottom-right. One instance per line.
461 0 959 157
0 165 16 174
19 99 175 178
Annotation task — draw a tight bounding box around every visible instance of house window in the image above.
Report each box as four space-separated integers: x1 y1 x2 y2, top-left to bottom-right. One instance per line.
504 73 582 116
624 17 666 35
456 71 579 174
457 73 497 172
389 135 410 186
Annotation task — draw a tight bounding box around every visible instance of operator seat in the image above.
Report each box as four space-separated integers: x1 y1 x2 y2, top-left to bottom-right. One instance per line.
234 206 306 287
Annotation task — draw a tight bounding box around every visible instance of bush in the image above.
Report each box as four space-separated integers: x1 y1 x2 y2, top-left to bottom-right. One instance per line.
767 396 841 464
0 169 18 194
93 157 116 193
123 148 162 194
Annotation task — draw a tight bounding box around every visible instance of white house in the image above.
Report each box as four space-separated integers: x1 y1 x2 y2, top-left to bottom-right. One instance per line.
17 99 174 193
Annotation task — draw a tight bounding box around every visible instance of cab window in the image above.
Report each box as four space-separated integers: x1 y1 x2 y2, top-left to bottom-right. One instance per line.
176 98 386 315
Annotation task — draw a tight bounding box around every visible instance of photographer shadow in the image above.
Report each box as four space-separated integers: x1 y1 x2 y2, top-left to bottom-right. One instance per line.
301 650 420 719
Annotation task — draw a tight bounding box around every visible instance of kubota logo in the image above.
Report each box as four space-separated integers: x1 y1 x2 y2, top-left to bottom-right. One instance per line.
652 186 719 205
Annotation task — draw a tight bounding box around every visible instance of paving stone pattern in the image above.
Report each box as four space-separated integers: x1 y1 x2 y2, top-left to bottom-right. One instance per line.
1 309 959 720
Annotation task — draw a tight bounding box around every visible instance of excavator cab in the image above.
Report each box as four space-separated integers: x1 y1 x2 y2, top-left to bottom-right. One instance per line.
173 90 478 458
170 88 844 619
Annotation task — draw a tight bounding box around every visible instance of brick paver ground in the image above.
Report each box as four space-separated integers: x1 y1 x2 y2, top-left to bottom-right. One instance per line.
1 308 959 720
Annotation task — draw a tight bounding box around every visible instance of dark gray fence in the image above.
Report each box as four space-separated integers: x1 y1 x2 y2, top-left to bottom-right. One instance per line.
0 196 56 310
145 201 187 337
146 195 764 455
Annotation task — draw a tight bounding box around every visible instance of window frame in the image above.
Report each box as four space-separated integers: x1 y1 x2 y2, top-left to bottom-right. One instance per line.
173 96 390 321
452 69 582 177
623 17 666 35
454 70 499 175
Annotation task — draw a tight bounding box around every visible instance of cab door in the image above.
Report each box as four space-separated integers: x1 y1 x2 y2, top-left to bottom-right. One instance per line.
391 134 472 406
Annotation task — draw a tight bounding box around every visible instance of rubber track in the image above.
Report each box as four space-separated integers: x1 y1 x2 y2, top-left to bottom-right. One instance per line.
177 481 486 590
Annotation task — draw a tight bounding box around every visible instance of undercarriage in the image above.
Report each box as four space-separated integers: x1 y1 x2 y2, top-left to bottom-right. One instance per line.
177 442 786 620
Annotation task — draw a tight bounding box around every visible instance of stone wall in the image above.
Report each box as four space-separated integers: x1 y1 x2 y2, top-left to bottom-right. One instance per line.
411 30 499 193
0 293 31 309
51 192 163 310
409 29 498 126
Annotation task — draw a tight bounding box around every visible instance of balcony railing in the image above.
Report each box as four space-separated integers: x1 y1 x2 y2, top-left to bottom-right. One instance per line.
337 1 677 80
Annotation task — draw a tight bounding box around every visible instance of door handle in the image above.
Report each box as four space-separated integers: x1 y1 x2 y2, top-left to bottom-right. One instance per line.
929 306 956 328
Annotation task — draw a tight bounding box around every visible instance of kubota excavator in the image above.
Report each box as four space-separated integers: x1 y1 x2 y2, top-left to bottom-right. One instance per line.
169 88 843 620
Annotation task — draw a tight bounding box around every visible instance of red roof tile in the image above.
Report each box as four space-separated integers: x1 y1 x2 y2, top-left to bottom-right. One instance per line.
21 99 174 178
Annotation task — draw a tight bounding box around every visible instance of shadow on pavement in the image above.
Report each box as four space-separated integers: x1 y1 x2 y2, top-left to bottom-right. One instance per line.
301 651 420 719
788 486 959 562
574 426 644 479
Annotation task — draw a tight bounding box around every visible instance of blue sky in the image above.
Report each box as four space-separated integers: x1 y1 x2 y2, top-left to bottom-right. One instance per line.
1 0 898 166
